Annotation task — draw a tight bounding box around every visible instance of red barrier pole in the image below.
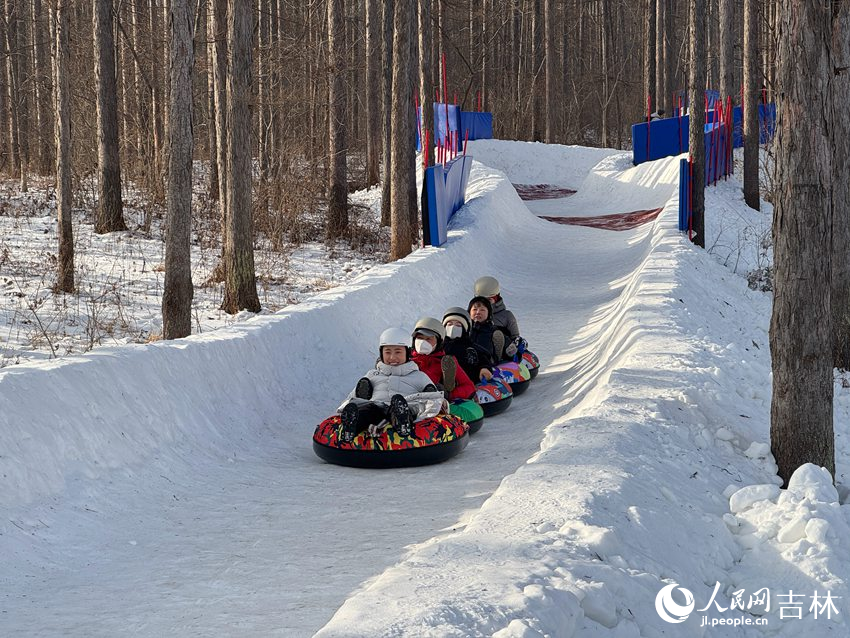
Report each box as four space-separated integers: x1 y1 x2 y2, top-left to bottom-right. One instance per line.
463 128 469 155
762 86 767 106
646 95 651 161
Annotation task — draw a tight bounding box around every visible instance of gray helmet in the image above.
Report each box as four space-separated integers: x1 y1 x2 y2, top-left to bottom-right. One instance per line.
474 275 500 298
442 307 471 333
412 316 446 345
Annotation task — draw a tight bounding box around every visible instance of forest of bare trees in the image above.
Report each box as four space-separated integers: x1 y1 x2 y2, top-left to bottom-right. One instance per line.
0 1 783 303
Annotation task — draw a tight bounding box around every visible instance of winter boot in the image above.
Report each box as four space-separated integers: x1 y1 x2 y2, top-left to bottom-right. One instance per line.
389 394 413 437
339 403 360 443
355 377 373 400
492 331 506 361
441 356 457 392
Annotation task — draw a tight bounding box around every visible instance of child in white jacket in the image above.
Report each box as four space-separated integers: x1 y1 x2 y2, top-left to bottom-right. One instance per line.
338 327 447 442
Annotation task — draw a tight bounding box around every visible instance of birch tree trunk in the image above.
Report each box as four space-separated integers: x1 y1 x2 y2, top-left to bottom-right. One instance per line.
94 0 126 232
418 0 432 169
221 0 260 314
54 0 74 293
162 0 194 339
770 0 835 484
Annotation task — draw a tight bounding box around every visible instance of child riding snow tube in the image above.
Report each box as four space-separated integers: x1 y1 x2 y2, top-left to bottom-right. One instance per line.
449 399 485 434
313 412 469 469
475 376 513 417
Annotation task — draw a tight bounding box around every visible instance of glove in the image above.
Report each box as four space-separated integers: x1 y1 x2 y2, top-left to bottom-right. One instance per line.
505 341 518 357
367 420 389 438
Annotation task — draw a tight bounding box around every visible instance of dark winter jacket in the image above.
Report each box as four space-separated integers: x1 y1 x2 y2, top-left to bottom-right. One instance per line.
444 335 496 383
468 319 505 365
490 297 521 340
412 350 476 400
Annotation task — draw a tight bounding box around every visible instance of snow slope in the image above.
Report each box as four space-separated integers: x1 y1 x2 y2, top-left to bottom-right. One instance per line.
2 140 848 637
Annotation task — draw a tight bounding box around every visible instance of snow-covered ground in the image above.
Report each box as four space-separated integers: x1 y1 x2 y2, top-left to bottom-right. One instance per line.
1 140 847 637
0 172 387 367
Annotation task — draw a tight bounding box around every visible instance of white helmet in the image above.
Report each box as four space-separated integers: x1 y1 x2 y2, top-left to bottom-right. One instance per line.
379 327 412 348
474 275 500 298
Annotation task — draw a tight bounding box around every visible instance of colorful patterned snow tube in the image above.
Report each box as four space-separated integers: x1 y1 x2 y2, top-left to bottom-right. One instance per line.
449 399 485 434
313 413 469 468
494 361 532 396
521 350 540 379
475 377 513 417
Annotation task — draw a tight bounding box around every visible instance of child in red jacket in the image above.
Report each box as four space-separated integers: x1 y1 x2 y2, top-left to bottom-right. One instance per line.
410 317 476 401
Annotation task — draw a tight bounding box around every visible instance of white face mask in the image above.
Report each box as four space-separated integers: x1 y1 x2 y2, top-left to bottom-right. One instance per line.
445 325 462 339
415 338 434 355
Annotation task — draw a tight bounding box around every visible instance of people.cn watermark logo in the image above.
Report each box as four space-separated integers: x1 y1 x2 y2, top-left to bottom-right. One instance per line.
655 583 696 623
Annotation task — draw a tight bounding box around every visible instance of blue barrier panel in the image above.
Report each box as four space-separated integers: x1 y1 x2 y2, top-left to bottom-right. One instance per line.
639 104 776 163
632 117 688 164
422 155 474 247
434 103 462 149
459 112 493 140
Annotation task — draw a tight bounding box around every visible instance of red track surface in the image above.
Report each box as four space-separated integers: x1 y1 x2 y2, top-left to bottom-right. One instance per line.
513 184 578 200
539 208 663 231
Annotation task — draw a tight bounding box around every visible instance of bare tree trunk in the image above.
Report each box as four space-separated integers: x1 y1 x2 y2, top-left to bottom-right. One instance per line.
770 0 835 484
655 0 664 113
390 0 413 260
131 0 150 165
211 0 229 276
327 0 348 238
645 0 656 113
743 0 759 210
205 2 218 200
831 5 850 369
719 0 734 101
543 0 555 141
418 0 432 168
600 0 609 145
94 0 126 232
4 0 21 180
222 0 260 314
33 0 52 174
365 0 381 185
162 0 194 339
149 0 165 200
688 0 706 247
16 0 28 190
54 0 74 293
531 0 542 141
381 0 393 226
257 0 270 187
407 5 418 244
